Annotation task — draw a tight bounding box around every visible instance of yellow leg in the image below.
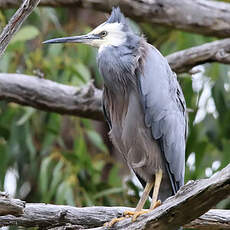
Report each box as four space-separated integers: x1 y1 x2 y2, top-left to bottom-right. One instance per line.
124 182 154 221
150 170 162 210
135 182 154 212
105 171 163 227
126 170 163 221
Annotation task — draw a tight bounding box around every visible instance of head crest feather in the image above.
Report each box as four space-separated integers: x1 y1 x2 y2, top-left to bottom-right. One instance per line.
107 7 128 27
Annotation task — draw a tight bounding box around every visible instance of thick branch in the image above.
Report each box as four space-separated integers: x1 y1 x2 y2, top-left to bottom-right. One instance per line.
0 38 230 120
0 0 40 57
0 164 230 229
167 38 230 73
1 0 230 38
0 74 103 120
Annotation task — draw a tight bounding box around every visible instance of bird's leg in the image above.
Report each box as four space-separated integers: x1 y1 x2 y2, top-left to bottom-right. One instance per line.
124 182 154 221
106 183 154 227
106 171 163 226
126 170 163 221
150 170 162 210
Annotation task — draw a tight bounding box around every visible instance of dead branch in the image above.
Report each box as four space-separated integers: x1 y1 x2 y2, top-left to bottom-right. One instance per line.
0 74 103 120
0 0 230 38
0 37 230 120
185 209 230 230
0 163 230 229
167 38 230 73
0 0 40 57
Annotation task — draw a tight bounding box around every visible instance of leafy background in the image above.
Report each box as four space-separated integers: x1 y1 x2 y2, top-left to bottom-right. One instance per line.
0 5 230 227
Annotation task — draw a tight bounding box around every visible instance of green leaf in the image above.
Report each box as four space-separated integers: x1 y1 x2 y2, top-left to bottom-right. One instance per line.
49 161 63 199
86 130 107 153
39 157 52 198
56 181 67 204
64 185 75 205
16 108 35 126
11 26 39 43
93 187 123 200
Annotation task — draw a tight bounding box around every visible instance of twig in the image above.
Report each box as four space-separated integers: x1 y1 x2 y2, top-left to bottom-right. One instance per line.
0 163 230 229
0 0 40 57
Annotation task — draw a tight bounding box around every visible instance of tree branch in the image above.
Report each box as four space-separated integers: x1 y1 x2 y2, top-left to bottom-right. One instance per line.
0 0 40 57
0 163 230 229
184 209 230 230
0 74 103 120
0 0 230 38
167 38 230 73
0 38 229 120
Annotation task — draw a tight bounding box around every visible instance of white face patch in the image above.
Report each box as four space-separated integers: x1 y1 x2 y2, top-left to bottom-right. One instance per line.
87 22 127 52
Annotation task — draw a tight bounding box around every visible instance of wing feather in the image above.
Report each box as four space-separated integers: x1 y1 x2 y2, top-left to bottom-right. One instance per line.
138 44 187 191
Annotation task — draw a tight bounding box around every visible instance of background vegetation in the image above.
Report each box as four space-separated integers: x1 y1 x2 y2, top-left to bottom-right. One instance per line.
0 5 229 217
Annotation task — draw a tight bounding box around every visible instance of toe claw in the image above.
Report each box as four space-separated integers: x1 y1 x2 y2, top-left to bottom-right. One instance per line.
105 217 126 227
124 210 135 216
132 210 148 222
150 200 161 210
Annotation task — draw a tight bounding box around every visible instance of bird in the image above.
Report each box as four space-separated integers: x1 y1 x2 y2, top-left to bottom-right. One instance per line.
43 7 187 227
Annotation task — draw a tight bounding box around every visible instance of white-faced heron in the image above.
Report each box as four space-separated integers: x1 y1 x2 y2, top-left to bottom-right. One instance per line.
43 7 188 227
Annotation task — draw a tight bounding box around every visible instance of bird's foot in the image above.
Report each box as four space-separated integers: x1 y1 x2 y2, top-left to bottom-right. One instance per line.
104 200 162 227
124 200 161 222
132 210 149 221
150 199 161 210
104 216 126 227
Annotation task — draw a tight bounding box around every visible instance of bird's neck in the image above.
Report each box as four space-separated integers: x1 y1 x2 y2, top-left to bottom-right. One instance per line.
97 35 145 94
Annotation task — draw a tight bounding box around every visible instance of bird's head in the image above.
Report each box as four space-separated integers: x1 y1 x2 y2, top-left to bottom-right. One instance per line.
43 7 131 52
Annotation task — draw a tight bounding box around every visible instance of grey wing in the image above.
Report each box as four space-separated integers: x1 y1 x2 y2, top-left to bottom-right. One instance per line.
138 45 187 192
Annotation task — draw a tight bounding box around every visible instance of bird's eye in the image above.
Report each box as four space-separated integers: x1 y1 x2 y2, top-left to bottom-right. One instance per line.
100 31 108 38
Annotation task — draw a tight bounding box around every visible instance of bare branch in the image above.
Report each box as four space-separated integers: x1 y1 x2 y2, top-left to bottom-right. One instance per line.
0 0 230 38
167 38 230 73
185 209 230 230
0 163 230 229
0 0 40 57
0 38 229 120
0 74 103 120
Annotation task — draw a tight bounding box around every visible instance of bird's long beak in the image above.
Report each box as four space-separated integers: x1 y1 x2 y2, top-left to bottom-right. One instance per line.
43 34 99 44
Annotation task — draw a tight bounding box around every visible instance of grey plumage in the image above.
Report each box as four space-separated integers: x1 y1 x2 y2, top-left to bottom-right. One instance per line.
98 8 187 200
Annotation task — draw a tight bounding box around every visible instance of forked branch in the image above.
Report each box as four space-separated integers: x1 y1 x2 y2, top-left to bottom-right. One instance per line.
0 0 40 57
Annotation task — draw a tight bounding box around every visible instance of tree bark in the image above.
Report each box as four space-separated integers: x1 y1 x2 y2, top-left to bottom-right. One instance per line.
184 209 230 230
0 74 103 120
0 0 230 38
0 0 40 57
167 38 230 74
0 163 230 229
0 192 25 216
